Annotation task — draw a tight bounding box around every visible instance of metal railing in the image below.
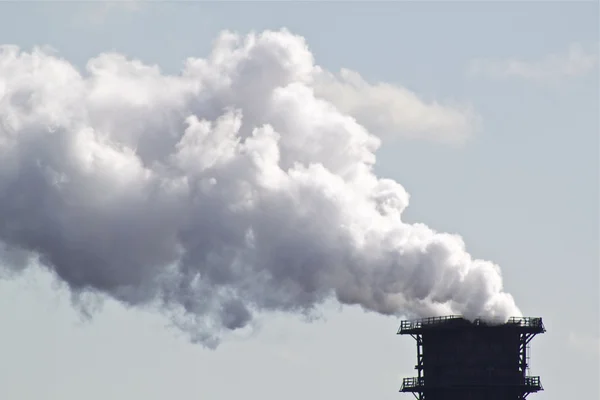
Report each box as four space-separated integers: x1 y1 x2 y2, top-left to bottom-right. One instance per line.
506 317 545 330
524 376 542 389
400 377 425 391
398 315 463 333
398 316 544 333
400 376 543 391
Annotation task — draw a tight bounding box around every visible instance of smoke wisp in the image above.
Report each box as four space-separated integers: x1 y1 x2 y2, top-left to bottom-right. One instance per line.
0 30 521 347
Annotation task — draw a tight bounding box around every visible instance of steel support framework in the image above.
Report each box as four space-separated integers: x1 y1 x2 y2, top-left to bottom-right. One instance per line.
398 316 546 400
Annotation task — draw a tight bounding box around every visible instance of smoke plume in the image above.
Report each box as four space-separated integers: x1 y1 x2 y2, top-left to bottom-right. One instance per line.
0 29 521 347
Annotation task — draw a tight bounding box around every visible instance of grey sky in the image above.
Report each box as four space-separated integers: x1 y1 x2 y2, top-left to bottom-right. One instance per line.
0 2 598 400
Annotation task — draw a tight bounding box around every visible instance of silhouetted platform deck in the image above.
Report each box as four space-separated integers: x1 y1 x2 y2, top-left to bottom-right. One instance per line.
398 315 546 335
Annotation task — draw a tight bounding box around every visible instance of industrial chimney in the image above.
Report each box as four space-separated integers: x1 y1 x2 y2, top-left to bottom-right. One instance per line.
398 315 546 400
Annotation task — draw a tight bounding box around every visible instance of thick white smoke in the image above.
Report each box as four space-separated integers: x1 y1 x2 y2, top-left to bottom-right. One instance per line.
0 29 521 347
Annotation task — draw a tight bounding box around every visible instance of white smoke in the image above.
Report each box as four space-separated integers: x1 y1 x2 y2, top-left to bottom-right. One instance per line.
0 29 520 347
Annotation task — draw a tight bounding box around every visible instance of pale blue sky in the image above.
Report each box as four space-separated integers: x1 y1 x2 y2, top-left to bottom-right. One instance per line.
0 2 598 400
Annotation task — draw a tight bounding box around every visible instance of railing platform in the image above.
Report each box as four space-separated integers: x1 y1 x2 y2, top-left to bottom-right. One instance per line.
398 316 546 334
400 376 543 392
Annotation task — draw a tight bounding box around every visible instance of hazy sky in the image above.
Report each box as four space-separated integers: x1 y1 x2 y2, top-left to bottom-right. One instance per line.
0 2 598 400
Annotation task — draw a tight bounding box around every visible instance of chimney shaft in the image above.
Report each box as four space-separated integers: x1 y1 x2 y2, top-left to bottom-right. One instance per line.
398 315 546 400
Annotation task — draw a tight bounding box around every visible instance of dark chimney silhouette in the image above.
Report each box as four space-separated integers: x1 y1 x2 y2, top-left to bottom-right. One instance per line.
398 315 545 399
